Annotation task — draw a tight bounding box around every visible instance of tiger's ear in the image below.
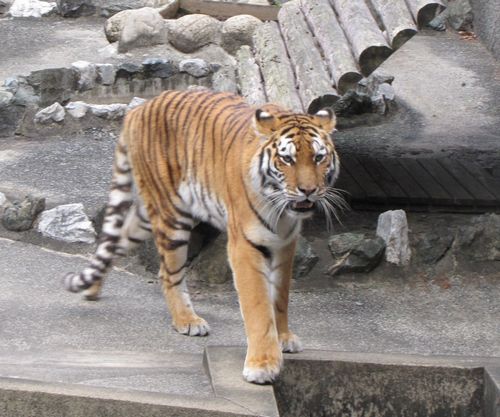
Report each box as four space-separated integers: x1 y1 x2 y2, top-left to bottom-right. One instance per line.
254 109 278 136
311 108 336 133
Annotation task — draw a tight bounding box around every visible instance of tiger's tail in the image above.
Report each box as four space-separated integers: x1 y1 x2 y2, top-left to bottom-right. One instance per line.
64 131 152 299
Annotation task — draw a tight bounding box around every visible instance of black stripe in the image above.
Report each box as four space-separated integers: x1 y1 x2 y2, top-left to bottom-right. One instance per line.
244 234 272 260
128 236 144 244
164 262 186 276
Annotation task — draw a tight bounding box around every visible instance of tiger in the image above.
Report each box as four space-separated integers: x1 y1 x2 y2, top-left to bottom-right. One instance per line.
64 89 342 384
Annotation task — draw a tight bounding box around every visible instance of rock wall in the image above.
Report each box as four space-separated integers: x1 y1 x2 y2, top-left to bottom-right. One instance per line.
470 0 500 59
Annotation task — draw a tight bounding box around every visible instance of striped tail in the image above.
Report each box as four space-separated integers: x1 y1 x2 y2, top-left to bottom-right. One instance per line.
64 133 150 298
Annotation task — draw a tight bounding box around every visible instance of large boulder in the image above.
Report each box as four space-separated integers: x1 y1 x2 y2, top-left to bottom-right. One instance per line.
117 7 168 53
168 14 221 53
221 14 262 55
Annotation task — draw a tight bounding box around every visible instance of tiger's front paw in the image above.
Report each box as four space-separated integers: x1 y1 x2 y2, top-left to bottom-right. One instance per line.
279 332 303 353
173 316 210 337
243 351 283 384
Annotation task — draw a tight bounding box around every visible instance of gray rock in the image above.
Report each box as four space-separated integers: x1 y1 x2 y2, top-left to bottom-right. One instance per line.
221 14 262 55
3 77 18 93
0 90 13 108
104 9 131 43
179 59 210 78
293 237 319 279
0 192 7 208
89 103 127 120
376 209 411 266
327 233 385 275
10 77 38 107
27 68 78 107
65 101 88 119
118 7 168 53
211 65 238 94
169 14 221 53
2 195 45 232
127 97 147 111
0 0 14 15
71 61 97 92
96 64 116 85
414 231 454 264
0 104 24 137
448 0 474 31
157 0 177 18
56 0 95 17
37 203 96 244
142 57 178 78
8 0 56 16
454 214 500 262
186 234 232 284
116 62 143 79
34 102 65 124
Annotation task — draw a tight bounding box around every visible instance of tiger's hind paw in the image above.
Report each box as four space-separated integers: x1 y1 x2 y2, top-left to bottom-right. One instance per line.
279 332 303 353
173 316 210 337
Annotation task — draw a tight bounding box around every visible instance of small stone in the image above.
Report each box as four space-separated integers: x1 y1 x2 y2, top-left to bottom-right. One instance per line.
96 64 116 85
88 103 127 120
0 90 13 108
169 14 221 53
328 232 366 257
142 58 178 78
34 102 65 124
376 209 411 266
9 0 56 17
414 231 454 264
118 7 168 53
157 0 177 18
454 214 500 262
71 61 97 92
56 0 95 17
2 195 45 231
293 237 319 279
65 101 88 119
37 203 96 244
116 62 143 79
447 0 473 31
3 77 19 93
179 59 210 78
0 192 7 208
221 14 262 55
128 97 146 111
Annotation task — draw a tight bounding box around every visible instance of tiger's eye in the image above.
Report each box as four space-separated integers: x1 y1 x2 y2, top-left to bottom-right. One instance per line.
281 155 293 164
315 154 325 163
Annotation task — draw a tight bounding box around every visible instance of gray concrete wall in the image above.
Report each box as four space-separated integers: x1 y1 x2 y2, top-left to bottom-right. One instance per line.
470 0 500 59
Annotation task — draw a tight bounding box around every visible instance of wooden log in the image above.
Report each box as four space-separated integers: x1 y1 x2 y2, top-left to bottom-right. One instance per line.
329 0 392 76
253 21 303 112
299 0 362 94
278 2 339 113
404 0 445 27
178 0 279 21
369 0 417 50
235 45 267 106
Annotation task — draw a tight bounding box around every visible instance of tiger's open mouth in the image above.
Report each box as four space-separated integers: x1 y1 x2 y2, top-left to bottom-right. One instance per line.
290 200 315 213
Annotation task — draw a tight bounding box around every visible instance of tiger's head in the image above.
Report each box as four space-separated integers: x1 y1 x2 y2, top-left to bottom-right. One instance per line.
252 106 345 226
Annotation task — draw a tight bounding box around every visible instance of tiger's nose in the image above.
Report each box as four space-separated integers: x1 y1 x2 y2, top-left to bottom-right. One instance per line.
298 187 317 197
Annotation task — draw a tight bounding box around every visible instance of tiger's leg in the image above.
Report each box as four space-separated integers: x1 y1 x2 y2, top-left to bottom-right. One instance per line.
271 239 303 353
154 216 210 337
83 202 152 300
228 232 282 384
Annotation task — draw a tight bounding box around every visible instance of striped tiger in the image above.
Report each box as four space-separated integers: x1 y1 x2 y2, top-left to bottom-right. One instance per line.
64 89 343 384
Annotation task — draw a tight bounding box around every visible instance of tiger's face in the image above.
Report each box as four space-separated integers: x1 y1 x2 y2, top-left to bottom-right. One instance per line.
253 107 343 223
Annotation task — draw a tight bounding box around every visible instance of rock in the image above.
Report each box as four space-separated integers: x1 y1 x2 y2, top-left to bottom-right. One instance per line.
118 7 168 53
186 234 232 284
128 97 147 110
142 57 178 78
37 203 96 244
0 103 24 137
0 90 13 108
56 0 95 17
221 14 262 55
96 64 116 85
0 0 14 16
333 90 372 117
116 62 143 79
88 103 127 120
71 61 97 92
8 0 56 16
27 68 78 107
0 192 7 208
293 237 319 279
10 77 38 106
169 14 221 53
414 231 454 264
179 59 210 78
211 65 238 94
1 195 45 232
65 101 88 119
327 233 385 275
104 9 131 43
447 0 474 31
34 102 65 124
454 214 500 262
376 209 411 266
157 0 177 18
